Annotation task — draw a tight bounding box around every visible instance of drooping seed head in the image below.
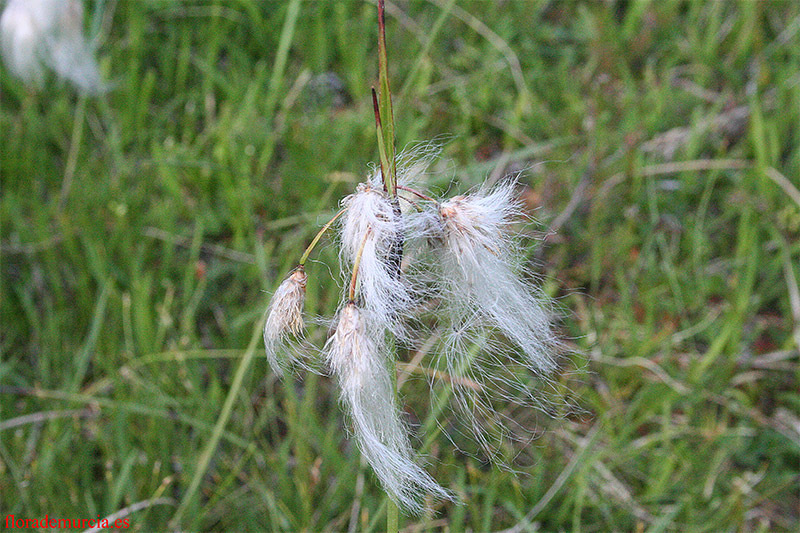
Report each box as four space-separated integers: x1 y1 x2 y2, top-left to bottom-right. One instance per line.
436 182 558 372
425 182 565 460
263 267 308 375
340 184 411 337
326 302 453 513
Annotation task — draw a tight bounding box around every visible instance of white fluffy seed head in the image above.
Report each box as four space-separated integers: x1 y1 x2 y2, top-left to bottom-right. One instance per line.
263 267 307 376
0 0 105 92
437 181 559 374
438 182 521 254
419 181 567 460
340 184 412 337
326 302 453 513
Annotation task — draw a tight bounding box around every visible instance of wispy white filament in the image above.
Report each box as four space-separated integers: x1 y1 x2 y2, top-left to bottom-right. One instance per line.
437 181 559 374
0 0 104 92
340 183 411 337
263 267 307 376
326 303 452 513
418 181 565 459
263 149 570 508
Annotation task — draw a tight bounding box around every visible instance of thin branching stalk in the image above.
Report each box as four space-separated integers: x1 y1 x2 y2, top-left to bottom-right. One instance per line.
349 226 373 302
397 185 437 203
299 207 347 266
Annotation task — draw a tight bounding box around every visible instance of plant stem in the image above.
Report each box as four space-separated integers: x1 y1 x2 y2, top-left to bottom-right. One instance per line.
376 2 405 527
387 334 400 533
387 498 400 533
298 207 346 266
349 227 372 302
372 88 393 196
397 185 437 203
375 0 397 196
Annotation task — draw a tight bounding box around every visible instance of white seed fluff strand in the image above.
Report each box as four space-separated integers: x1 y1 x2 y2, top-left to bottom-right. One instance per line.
326 303 452 513
437 182 559 374
340 184 412 338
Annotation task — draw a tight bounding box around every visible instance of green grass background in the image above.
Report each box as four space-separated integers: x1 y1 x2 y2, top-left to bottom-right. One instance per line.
2 0 799 530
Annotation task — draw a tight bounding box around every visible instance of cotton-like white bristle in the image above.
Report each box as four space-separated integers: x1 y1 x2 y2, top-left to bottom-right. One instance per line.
413 181 565 460
340 184 412 337
433 313 563 461
0 0 104 92
263 267 308 376
437 181 560 374
367 141 441 191
326 303 452 513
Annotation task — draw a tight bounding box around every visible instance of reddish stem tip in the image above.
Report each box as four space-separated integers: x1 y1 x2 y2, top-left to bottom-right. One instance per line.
371 87 381 128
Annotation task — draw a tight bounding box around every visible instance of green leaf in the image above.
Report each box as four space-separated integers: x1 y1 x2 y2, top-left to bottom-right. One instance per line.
376 0 396 195
372 88 392 192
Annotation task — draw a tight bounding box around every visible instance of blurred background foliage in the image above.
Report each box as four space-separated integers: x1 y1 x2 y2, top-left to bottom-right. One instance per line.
1 0 798 530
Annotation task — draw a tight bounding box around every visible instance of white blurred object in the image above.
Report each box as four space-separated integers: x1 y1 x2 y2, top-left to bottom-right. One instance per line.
0 0 104 91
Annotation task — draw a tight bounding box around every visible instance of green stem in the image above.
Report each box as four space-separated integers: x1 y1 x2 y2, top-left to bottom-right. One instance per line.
377 2 403 528
387 338 400 533
387 498 399 533
375 0 397 196
298 207 346 266
372 88 393 195
349 227 372 301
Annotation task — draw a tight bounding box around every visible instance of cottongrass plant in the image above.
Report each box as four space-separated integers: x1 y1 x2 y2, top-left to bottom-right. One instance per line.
263 0 566 517
264 153 567 513
0 0 104 92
